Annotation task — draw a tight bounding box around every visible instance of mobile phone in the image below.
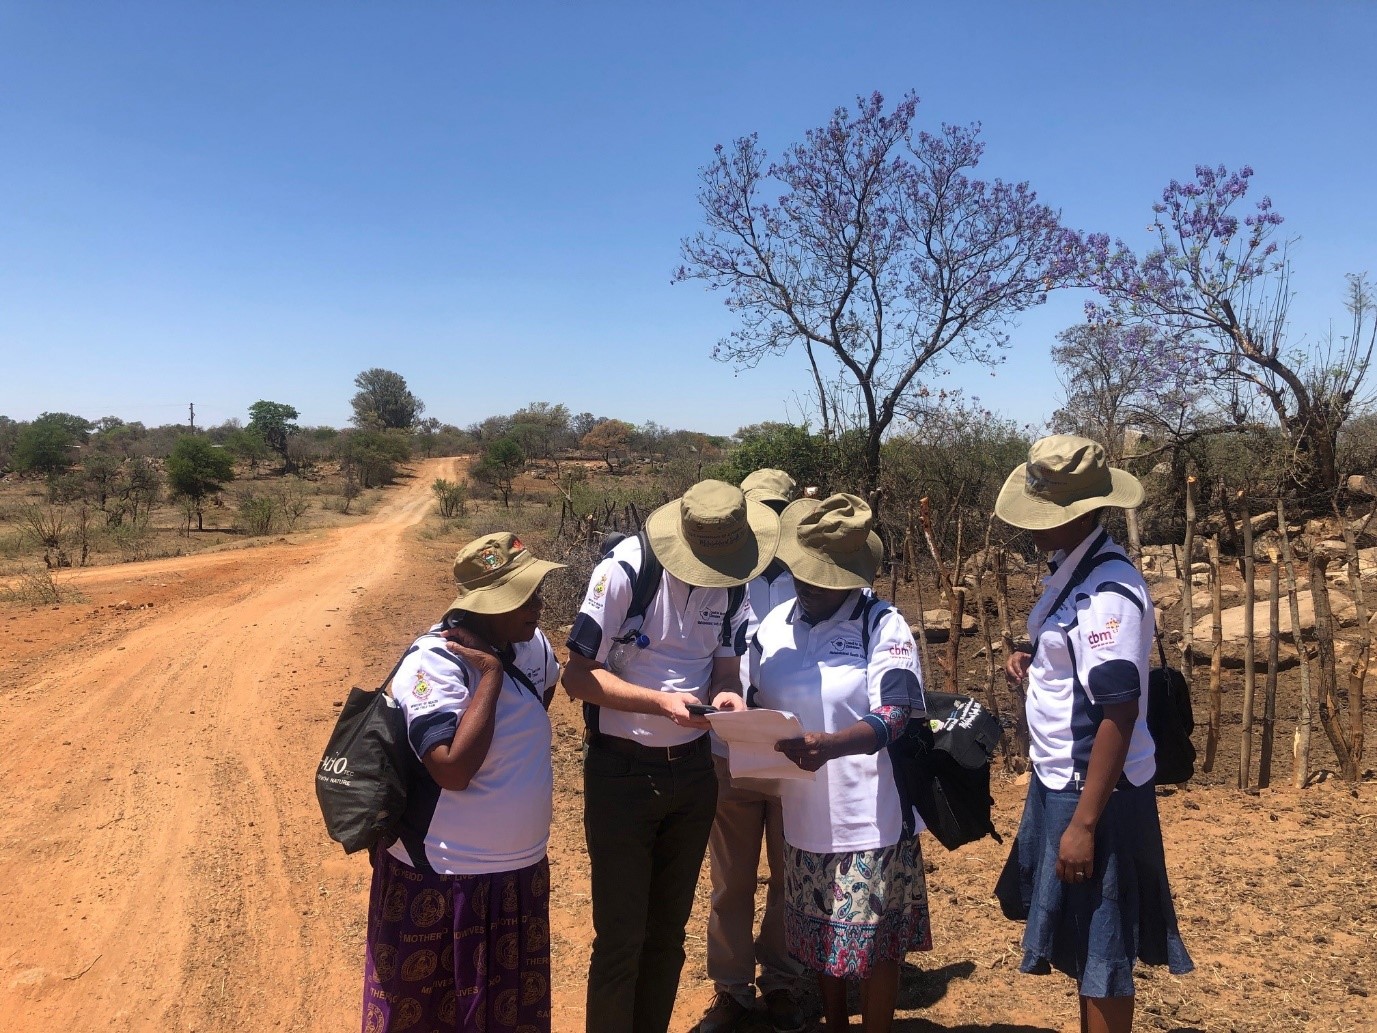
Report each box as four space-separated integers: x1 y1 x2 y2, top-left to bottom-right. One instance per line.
685 702 718 716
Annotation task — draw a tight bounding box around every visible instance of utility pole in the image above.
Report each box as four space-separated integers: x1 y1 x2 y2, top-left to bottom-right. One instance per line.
189 403 195 432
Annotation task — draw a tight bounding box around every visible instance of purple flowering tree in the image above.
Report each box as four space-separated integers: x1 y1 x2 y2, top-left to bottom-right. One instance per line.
1078 164 1375 502
675 92 1078 495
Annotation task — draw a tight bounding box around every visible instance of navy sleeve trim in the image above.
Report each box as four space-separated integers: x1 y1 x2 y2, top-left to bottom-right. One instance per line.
1087 658 1142 703
410 710 459 760
1094 581 1145 614
425 645 468 669
879 668 921 709
567 612 603 660
861 713 890 751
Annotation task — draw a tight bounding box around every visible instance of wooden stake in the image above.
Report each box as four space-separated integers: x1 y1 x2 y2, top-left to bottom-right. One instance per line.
1309 550 1354 779
1182 475 1197 694
1340 512 1372 781
1259 544 1280 789
1239 492 1256 789
1204 533 1223 773
994 546 1029 771
1276 499 1312 788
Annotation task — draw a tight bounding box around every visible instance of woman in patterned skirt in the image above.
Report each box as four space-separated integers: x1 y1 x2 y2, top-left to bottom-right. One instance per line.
750 494 931 1033
361 532 564 1033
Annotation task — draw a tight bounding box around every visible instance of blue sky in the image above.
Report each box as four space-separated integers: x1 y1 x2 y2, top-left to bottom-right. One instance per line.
1 1 1373 437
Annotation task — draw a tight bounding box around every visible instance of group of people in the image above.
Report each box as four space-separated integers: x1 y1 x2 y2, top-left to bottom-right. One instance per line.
357 434 1194 1033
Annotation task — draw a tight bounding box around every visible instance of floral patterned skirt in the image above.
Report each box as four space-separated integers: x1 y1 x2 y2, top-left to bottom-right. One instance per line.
782 836 932 979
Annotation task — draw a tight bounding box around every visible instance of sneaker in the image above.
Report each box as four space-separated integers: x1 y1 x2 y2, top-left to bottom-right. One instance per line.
695 991 751 1033
762 988 807 1033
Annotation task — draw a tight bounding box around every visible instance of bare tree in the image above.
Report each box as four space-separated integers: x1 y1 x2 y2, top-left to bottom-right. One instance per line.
677 91 1076 494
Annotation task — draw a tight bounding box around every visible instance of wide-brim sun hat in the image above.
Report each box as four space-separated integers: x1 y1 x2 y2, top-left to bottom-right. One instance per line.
777 493 882 591
447 532 566 614
740 468 796 506
994 434 1144 531
644 479 780 588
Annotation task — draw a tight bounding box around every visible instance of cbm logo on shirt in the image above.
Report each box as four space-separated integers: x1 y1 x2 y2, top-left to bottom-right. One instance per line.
1087 617 1121 649
888 642 912 659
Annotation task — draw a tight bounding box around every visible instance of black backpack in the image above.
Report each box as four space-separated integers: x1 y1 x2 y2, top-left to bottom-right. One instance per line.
1147 634 1196 784
853 595 1004 850
889 691 1005 851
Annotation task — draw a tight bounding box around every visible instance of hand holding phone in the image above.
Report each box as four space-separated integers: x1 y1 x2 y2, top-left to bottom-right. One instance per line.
684 702 718 716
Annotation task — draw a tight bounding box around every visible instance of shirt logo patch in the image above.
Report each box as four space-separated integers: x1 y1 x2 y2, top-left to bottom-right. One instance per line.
414 672 432 698
698 608 726 626
828 635 863 657
889 642 912 659
1087 617 1121 649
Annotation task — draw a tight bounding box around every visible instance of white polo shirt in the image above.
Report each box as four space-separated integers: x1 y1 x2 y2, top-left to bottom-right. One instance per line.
387 625 558 874
1025 531 1157 791
751 589 925 853
567 534 750 747
714 564 799 759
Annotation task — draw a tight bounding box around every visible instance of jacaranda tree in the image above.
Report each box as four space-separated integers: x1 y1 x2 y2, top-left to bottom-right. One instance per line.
676 91 1079 495
1077 164 1376 503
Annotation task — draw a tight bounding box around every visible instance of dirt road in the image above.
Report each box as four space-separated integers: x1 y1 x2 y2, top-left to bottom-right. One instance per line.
0 458 464 1032
3 461 1374 1033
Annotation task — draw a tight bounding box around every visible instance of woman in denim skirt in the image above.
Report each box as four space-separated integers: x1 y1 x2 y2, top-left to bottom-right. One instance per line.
993 436 1192 1033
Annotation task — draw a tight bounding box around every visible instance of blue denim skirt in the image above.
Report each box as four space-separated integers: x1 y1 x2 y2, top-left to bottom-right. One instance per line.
994 775 1193 997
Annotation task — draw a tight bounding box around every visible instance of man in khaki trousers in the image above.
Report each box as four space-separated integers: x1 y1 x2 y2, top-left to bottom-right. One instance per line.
696 470 807 1033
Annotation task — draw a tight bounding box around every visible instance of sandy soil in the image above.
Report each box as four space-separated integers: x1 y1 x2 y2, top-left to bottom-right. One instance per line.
2 463 1373 1032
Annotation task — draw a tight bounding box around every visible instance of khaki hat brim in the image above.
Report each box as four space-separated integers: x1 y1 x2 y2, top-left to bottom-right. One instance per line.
994 463 1144 531
775 499 881 590
448 557 566 615
644 497 780 588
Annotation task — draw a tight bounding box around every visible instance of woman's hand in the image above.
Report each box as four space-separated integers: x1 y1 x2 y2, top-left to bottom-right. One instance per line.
1057 820 1095 885
775 732 836 772
440 626 502 674
711 691 746 712
1005 649 1032 686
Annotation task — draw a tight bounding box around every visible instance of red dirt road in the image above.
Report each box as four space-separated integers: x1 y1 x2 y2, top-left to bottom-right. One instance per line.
0 458 463 1032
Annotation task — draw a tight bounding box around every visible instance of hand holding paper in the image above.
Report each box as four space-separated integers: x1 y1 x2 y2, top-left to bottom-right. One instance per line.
705 709 817 781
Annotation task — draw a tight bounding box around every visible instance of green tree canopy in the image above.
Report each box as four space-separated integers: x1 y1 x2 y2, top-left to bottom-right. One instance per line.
247 400 300 461
351 369 425 430
166 436 235 530
13 413 90 475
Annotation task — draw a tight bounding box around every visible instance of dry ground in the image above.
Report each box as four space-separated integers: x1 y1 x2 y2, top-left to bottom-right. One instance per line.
1 461 1373 1032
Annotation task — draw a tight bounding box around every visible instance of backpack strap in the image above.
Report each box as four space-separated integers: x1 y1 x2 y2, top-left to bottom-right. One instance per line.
721 583 747 647
623 529 664 626
859 593 893 656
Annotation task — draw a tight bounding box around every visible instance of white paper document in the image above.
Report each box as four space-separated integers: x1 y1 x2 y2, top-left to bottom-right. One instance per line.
705 709 816 781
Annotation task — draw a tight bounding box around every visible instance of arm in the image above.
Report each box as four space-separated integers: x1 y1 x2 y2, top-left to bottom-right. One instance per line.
774 709 908 772
420 639 506 791
1057 698 1137 882
708 654 746 712
562 653 712 730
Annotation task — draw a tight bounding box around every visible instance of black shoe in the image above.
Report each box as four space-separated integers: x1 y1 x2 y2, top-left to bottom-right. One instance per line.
762 988 807 1033
695 991 751 1033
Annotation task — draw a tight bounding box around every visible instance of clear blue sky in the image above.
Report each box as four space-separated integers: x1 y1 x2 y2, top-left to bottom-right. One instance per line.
1 1 1373 437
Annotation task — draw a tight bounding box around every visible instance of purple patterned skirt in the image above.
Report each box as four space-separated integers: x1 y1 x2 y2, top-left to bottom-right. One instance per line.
783 836 932 979
361 849 551 1033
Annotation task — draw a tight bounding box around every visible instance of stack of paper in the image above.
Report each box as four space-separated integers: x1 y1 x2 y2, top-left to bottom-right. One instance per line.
705 709 816 781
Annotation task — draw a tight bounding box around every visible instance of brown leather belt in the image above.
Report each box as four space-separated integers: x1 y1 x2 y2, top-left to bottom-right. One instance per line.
586 731 709 764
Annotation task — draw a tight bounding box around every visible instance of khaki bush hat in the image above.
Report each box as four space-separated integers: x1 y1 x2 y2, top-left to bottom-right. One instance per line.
740 468 796 506
448 532 565 614
994 434 1144 531
777 493 883 591
644 479 780 588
